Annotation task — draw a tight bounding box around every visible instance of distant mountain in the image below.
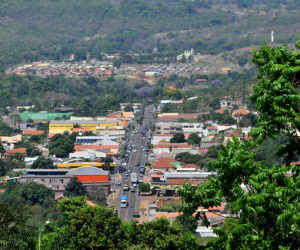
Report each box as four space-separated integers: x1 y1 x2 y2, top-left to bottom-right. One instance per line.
0 0 299 69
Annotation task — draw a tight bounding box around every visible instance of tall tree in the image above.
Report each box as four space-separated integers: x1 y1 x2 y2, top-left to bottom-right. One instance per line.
187 133 201 145
0 204 35 250
64 177 87 197
31 156 55 169
179 43 300 249
170 133 186 143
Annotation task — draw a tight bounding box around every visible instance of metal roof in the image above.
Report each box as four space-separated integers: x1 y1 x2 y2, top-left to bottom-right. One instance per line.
20 112 72 121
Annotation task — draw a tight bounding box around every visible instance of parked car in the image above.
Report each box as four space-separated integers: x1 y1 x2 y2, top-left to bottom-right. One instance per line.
133 210 140 218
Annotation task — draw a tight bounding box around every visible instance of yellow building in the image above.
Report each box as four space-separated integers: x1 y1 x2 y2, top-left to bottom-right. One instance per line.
57 161 116 169
49 119 120 134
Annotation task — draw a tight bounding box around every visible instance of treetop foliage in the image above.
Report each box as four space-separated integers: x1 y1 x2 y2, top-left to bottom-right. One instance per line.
179 43 300 249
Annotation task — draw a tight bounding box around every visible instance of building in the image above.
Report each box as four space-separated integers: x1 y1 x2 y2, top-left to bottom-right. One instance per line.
15 167 110 198
74 144 119 156
22 130 44 136
75 137 119 145
49 119 122 134
220 100 233 109
20 112 72 122
156 123 182 135
157 113 199 122
153 142 198 157
69 150 107 160
4 147 27 158
0 135 22 150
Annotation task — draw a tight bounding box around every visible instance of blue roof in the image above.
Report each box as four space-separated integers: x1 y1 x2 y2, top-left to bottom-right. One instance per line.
121 195 127 200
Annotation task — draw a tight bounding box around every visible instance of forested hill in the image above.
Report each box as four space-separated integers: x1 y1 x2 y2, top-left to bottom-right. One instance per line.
0 0 299 69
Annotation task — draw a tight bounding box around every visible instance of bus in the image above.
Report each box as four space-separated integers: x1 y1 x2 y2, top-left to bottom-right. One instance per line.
120 195 128 208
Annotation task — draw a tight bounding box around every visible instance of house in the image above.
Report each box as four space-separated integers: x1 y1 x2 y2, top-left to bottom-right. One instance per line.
196 227 217 237
23 130 44 136
156 122 182 135
69 150 107 160
220 100 233 109
232 109 250 122
4 147 27 158
152 134 173 146
75 136 119 145
152 158 179 171
223 130 242 144
215 109 224 114
74 144 119 156
0 135 22 150
157 113 200 122
153 142 196 157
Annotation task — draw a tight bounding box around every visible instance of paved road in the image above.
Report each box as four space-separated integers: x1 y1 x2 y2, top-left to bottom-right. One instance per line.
117 105 154 221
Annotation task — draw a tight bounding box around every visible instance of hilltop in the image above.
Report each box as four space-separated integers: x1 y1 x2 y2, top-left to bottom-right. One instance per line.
0 0 299 70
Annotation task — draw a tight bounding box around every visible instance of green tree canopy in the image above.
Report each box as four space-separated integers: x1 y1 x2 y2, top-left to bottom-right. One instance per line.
179 43 300 249
64 177 87 197
128 218 199 250
48 134 74 158
0 204 35 250
170 133 186 143
2 182 55 206
138 183 151 193
124 105 134 112
187 133 201 145
31 156 55 169
174 214 198 233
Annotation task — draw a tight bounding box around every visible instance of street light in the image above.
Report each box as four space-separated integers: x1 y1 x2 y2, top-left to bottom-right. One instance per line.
38 220 50 250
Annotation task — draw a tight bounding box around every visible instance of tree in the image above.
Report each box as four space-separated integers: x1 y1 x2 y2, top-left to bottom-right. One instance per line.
187 133 201 145
138 183 150 193
103 157 113 170
31 156 55 169
179 43 300 249
0 140 5 156
174 214 198 233
127 218 199 250
170 133 186 143
64 177 87 197
0 204 35 250
175 152 202 165
48 134 74 158
20 182 55 206
42 197 129 250
124 105 134 112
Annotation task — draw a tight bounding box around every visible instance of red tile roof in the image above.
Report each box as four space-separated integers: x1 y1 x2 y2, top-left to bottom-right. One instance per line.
72 128 92 133
155 212 181 219
152 157 178 169
233 109 249 116
48 133 56 139
76 175 109 183
207 126 217 130
23 130 44 136
85 200 97 207
225 131 242 138
215 109 225 114
180 163 198 168
291 161 300 165
5 147 27 156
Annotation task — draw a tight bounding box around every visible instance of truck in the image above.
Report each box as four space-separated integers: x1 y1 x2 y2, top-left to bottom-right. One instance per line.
131 173 138 183
120 195 128 208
